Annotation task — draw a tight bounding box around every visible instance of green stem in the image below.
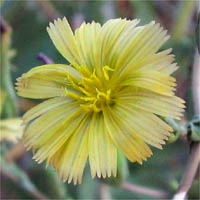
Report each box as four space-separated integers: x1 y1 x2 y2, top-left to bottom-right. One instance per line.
0 18 18 117
173 143 200 200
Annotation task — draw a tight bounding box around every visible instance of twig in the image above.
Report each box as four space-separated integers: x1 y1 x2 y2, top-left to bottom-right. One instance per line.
37 52 54 64
99 183 111 200
173 143 200 200
121 182 170 199
0 166 48 200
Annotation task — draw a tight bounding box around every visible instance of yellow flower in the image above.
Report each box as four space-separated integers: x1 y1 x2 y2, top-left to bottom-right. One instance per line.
16 18 185 184
0 90 24 143
0 118 24 143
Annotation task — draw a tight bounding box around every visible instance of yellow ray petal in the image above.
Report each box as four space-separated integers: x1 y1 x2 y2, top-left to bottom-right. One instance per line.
23 102 80 148
16 64 80 99
111 21 169 78
99 19 139 68
116 89 185 119
103 107 152 164
133 49 178 74
47 17 81 66
88 113 117 178
113 103 173 149
119 69 176 96
32 110 86 164
121 48 178 75
23 96 73 123
26 64 81 79
53 114 90 184
75 21 101 71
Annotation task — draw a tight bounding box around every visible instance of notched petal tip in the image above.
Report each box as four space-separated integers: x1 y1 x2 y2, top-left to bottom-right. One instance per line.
91 174 96 179
53 19 57 25
150 20 156 25
48 22 54 29
46 26 50 32
112 171 117 178
138 160 143 165
97 172 102 178
47 17 69 29
135 18 141 23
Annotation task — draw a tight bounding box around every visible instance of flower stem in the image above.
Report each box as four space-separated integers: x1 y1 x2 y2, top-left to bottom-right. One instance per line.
121 182 170 199
173 143 200 200
0 17 18 118
173 46 200 200
99 183 111 200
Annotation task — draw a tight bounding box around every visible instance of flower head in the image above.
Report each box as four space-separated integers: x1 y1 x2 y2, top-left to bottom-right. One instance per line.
0 90 24 143
16 18 185 184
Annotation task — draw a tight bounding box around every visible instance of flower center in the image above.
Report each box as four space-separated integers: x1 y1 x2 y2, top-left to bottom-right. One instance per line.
65 65 114 112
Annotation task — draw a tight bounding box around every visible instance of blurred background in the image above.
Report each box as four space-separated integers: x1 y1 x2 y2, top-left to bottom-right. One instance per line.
0 0 199 199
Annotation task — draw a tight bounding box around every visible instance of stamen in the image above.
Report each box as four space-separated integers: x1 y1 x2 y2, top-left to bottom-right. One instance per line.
67 75 80 91
92 103 101 112
67 64 113 112
80 104 93 112
106 89 111 100
64 88 82 100
77 65 92 77
103 65 114 80
90 70 102 86
80 96 96 101
96 88 107 99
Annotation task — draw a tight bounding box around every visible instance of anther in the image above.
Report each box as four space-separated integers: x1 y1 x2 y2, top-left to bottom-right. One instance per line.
64 88 82 100
80 96 96 101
